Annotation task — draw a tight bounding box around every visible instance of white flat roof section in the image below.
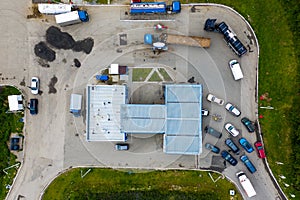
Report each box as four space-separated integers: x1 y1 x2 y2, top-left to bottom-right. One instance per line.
164 84 202 155
120 104 166 134
8 95 24 111
86 85 127 141
109 64 119 75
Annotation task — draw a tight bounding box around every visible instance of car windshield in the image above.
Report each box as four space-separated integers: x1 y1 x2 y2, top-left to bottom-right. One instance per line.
232 61 238 65
245 143 251 148
257 146 263 150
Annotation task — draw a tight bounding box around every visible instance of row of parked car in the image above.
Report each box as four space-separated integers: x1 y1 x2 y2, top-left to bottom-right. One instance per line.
204 93 266 173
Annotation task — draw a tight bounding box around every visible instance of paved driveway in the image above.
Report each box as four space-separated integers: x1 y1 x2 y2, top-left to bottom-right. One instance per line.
1 2 281 200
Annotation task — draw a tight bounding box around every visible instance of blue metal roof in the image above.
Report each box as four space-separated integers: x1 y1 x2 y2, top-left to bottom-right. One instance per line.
164 84 202 155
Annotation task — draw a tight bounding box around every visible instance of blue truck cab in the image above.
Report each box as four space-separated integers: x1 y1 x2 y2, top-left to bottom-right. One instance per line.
78 10 89 22
172 1 181 13
167 1 181 13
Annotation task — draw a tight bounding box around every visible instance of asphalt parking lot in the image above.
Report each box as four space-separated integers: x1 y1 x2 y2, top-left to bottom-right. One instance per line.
2 2 281 200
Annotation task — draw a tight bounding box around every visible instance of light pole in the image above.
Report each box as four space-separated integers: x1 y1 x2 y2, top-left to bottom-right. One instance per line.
260 106 274 110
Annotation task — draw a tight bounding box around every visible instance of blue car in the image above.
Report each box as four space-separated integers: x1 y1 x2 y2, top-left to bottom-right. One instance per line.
221 150 238 166
205 143 220 154
239 138 254 153
225 138 240 155
240 155 257 173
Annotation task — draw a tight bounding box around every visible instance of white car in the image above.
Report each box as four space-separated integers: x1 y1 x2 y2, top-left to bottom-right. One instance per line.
207 94 224 105
229 60 244 80
201 109 209 116
225 103 241 116
31 77 39 95
224 123 240 137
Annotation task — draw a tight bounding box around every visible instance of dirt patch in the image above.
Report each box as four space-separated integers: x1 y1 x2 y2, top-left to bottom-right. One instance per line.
38 59 50 68
20 77 26 86
34 42 56 62
48 75 58 94
130 84 164 104
27 5 42 19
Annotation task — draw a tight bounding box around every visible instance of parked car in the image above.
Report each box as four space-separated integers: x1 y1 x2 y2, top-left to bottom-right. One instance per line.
239 138 254 153
207 94 224 105
224 123 240 137
204 126 222 138
31 77 39 95
29 98 38 115
254 141 266 158
229 59 244 80
202 109 209 116
205 143 220 154
115 143 129 151
241 117 255 133
240 155 257 173
225 138 240 155
221 150 238 166
225 103 241 116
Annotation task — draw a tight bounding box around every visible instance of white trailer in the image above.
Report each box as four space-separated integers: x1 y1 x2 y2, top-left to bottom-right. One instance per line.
236 171 257 198
55 10 89 26
70 94 82 117
38 4 72 14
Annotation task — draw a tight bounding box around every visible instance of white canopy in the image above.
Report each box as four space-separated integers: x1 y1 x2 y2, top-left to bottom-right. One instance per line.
8 95 24 111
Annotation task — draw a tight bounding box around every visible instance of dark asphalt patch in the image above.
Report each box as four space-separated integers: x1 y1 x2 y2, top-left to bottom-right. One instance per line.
46 26 75 50
73 59 81 68
46 26 94 54
34 42 56 62
72 38 94 54
48 75 58 94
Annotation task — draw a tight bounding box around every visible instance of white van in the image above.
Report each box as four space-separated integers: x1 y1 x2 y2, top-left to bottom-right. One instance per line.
229 60 244 80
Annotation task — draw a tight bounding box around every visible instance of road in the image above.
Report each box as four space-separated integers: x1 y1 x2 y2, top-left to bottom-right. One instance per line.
0 1 283 199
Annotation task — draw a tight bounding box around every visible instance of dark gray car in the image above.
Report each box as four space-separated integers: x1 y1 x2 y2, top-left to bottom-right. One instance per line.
225 138 240 155
204 126 222 138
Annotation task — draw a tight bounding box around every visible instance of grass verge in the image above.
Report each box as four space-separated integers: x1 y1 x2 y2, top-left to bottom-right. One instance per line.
43 168 242 200
132 68 152 81
158 68 173 81
148 71 162 81
0 86 24 199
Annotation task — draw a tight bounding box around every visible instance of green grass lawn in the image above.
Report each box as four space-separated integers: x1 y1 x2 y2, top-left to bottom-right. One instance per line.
0 86 24 199
148 71 162 81
43 168 242 200
132 68 152 81
158 68 173 81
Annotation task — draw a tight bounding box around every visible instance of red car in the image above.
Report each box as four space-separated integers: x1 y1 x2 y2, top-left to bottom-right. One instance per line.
255 141 266 158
